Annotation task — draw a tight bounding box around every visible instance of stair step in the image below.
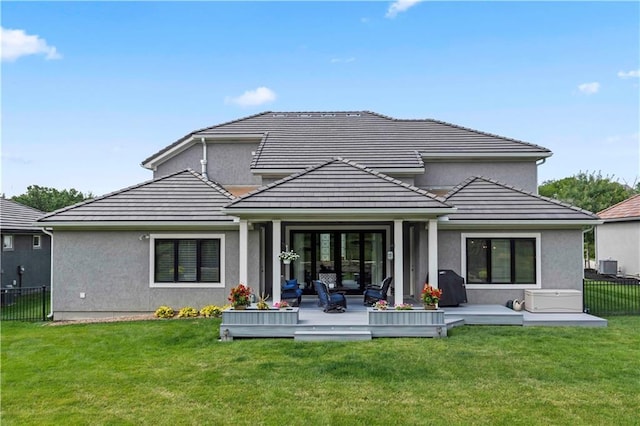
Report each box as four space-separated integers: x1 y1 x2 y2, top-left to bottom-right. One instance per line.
294 330 372 341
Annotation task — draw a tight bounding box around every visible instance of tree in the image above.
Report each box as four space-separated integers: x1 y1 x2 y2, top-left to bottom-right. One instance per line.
11 185 94 212
539 171 638 266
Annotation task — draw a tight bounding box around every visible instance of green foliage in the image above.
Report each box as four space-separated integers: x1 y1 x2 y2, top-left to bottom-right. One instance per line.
11 185 94 212
539 171 638 261
177 306 199 318
153 305 174 318
539 171 636 214
199 305 223 318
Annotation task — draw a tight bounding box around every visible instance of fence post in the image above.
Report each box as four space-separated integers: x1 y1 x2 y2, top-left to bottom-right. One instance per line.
42 285 47 321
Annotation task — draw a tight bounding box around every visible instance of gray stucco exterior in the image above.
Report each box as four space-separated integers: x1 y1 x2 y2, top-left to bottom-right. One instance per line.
155 142 261 186
417 161 538 193
50 229 261 320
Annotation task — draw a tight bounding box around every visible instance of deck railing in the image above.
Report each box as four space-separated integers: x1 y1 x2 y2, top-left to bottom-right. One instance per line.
583 278 640 316
1 286 50 321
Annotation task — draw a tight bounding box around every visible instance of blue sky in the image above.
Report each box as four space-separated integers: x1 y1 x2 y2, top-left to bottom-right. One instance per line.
2 1 639 197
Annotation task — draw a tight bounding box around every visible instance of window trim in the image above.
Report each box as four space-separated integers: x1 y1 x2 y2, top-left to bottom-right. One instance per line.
3 235 14 251
461 232 542 290
33 235 42 249
149 233 225 288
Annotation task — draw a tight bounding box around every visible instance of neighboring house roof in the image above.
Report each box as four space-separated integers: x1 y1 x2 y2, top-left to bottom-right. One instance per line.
224 158 454 217
142 111 552 172
443 176 601 224
38 170 235 225
0 198 45 232
597 194 640 222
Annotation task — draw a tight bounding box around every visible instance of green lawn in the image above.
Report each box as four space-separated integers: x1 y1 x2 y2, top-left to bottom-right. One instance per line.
2 318 639 425
584 281 640 315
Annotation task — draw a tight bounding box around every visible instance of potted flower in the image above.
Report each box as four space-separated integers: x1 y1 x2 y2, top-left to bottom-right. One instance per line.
421 283 443 310
228 284 252 309
273 300 290 309
373 300 388 310
394 303 414 310
278 250 300 264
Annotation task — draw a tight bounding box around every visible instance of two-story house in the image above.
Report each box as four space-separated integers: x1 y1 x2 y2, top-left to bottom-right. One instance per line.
37 111 599 320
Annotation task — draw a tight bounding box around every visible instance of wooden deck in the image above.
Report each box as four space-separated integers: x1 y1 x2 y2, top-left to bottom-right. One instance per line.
219 295 607 341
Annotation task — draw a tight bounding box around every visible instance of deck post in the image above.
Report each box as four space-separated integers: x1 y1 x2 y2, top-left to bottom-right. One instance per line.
394 219 404 306
239 219 248 285
428 219 438 289
272 220 282 302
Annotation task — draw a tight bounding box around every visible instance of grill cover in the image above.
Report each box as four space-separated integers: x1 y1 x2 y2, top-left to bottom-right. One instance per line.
428 269 467 307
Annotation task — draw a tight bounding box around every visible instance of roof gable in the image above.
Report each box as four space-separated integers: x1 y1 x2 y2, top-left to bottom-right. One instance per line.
225 158 453 213
143 111 552 171
38 170 235 224
0 198 45 231
598 194 640 221
444 176 600 222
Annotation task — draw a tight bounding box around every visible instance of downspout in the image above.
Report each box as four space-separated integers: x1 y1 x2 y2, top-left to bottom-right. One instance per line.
200 137 209 181
42 227 54 319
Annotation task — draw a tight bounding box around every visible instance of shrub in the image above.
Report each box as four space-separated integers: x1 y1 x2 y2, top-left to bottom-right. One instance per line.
154 306 175 318
177 307 199 318
200 305 223 318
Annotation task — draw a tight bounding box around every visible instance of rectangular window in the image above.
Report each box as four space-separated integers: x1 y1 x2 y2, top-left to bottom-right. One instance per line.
33 235 42 249
3 235 13 250
154 238 221 284
465 237 537 285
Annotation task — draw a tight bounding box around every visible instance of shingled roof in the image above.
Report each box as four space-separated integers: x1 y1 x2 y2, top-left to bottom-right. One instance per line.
38 170 235 225
224 158 454 216
142 111 551 172
444 176 600 223
0 198 45 232
598 194 640 221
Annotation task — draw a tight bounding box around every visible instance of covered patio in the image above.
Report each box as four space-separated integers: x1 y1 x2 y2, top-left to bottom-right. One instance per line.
220 295 608 341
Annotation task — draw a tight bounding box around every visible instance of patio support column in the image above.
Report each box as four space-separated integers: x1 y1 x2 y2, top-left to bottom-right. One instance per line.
394 219 404 306
428 218 439 289
238 219 248 285
272 220 282 302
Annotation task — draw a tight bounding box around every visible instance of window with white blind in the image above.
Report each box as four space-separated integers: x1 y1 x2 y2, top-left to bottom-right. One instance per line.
150 234 225 287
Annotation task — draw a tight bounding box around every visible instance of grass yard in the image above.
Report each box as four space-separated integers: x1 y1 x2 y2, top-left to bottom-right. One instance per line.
584 280 640 315
2 317 639 425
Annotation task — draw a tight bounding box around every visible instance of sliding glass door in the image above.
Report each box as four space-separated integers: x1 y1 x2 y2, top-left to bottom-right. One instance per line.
289 230 386 294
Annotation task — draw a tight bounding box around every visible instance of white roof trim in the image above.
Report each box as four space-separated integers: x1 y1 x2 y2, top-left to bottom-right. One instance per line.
439 219 602 229
421 152 552 160
36 221 238 229
221 207 456 219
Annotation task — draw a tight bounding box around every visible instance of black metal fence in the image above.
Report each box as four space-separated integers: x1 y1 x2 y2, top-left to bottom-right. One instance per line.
583 278 640 316
1 286 50 321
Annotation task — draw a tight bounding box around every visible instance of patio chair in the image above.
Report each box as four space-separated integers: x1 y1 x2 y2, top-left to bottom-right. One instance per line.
363 276 393 306
314 280 347 313
281 278 302 307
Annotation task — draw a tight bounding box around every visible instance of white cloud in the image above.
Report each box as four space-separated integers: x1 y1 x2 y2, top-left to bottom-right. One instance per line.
386 0 422 19
617 69 640 79
1 27 61 62
330 57 356 64
578 82 600 95
225 87 277 107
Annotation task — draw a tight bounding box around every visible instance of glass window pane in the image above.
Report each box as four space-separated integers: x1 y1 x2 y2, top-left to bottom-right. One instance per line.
155 241 175 282
292 232 312 289
467 239 488 283
178 240 197 282
491 239 512 283
514 239 536 283
364 232 384 287
200 240 220 282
